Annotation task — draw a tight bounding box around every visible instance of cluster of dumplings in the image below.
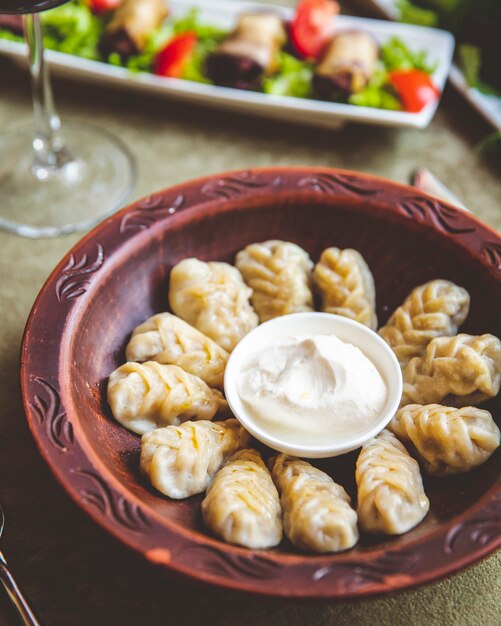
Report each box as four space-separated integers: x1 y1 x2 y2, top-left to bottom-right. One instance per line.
107 240 501 553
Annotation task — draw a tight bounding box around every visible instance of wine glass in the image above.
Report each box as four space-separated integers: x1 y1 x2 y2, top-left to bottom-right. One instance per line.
0 0 136 238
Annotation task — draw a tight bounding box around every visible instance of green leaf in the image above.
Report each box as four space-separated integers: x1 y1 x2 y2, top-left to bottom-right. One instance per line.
173 7 227 40
396 0 439 26
41 0 103 60
0 28 23 43
349 70 402 110
262 52 313 98
476 131 501 159
381 36 436 74
458 44 481 87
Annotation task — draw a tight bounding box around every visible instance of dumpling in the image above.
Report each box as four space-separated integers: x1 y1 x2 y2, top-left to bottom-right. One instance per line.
140 419 251 499
270 454 358 553
107 361 227 435
379 279 470 369
356 429 429 535
168 258 258 352
389 404 500 476
125 313 229 388
201 449 282 549
235 240 313 322
313 247 377 330
401 334 501 407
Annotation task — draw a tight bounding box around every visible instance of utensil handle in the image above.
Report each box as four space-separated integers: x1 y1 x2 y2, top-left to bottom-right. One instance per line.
0 558 41 626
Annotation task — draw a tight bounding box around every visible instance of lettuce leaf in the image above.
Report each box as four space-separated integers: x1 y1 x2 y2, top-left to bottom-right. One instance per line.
120 23 173 72
42 1 103 60
0 28 23 43
173 7 227 41
396 0 439 26
263 53 313 98
458 44 481 87
349 70 402 110
381 36 436 74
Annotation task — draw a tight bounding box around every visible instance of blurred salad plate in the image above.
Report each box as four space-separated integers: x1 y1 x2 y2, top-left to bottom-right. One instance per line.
0 0 454 129
362 0 501 130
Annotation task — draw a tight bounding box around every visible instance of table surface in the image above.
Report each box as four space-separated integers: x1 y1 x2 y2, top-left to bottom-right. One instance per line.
1 3 501 624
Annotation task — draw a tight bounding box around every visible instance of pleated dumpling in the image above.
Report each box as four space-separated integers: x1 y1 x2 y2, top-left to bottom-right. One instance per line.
356 430 429 535
126 312 229 388
140 419 251 498
270 454 358 553
401 333 501 407
168 258 258 352
313 247 377 330
235 240 313 322
201 449 282 549
389 404 500 476
107 361 227 435
379 279 470 369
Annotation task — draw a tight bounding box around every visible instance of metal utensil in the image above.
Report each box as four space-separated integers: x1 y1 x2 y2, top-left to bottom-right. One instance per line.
0 503 42 626
412 167 470 212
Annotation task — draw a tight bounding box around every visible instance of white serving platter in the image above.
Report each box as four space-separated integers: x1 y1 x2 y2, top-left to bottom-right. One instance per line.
362 0 501 131
0 0 454 129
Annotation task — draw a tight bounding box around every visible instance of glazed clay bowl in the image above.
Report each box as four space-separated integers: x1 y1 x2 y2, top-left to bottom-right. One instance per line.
21 167 501 600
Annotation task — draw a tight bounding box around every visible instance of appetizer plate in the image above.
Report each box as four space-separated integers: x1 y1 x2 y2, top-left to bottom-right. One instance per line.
21 167 501 600
362 0 501 130
0 0 454 129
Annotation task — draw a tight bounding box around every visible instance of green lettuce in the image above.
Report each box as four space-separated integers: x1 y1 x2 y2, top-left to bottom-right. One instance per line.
0 28 23 43
42 1 103 60
0 0 103 59
349 70 402 110
263 53 313 99
173 7 227 41
381 36 436 74
396 0 439 26
120 23 174 72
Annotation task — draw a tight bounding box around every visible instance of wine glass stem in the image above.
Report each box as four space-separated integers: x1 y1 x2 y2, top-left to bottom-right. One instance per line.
23 12 72 172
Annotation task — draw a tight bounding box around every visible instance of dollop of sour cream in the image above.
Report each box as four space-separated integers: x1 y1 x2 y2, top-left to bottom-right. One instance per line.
237 334 387 446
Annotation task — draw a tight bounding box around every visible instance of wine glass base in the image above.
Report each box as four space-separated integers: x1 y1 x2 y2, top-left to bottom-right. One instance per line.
0 120 136 238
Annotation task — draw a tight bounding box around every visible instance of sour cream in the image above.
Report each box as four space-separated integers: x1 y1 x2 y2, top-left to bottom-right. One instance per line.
237 334 387 446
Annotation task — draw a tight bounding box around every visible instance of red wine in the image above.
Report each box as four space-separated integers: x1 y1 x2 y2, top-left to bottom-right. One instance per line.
0 0 68 13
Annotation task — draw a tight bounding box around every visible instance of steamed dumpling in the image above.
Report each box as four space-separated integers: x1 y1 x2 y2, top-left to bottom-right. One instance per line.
107 361 227 435
356 430 429 535
201 449 282 549
236 240 313 322
389 404 500 476
313 247 377 330
379 279 470 369
270 454 358 553
168 258 258 352
401 334 501 407
126 312 229 388
140 419 250 498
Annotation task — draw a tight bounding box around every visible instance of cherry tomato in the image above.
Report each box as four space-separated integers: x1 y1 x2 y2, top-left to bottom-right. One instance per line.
290 0 339 60
154 32 198 78
87 0 121 13
389 69 441 113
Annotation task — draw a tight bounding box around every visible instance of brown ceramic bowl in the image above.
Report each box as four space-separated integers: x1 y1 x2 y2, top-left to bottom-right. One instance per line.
21 168 501 600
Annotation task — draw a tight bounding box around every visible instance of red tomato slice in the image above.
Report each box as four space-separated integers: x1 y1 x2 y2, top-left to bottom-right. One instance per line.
154 32 198 79
389 69 441 113
290 0 339 60
87 0 121 13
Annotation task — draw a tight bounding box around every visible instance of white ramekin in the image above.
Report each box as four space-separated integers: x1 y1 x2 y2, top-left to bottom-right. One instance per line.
224 312 402 459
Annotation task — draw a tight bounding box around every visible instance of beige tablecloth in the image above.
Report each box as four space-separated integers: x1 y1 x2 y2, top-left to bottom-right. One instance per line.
0 14 500 625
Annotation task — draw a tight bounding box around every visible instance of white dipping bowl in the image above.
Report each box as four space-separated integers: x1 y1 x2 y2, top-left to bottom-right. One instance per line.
224 312 402 459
